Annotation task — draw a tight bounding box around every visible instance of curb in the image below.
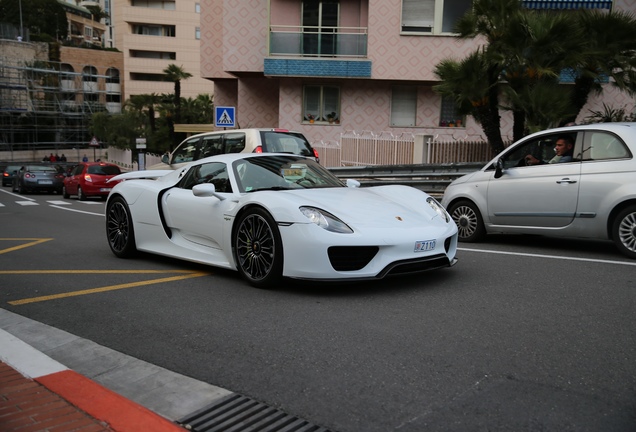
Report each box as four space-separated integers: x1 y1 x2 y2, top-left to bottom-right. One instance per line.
0 329 183 432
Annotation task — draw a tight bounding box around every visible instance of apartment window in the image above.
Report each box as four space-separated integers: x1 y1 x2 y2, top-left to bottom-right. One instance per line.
303 85 340 123
439 96 465 127
84 27 93 38
132 0 176 10
302 0 339 56
130 72 165 81
130 50 176 60
132 24 176 37
195 27 201 40
401 0 472 34
391 86 416 127
195 3 201 13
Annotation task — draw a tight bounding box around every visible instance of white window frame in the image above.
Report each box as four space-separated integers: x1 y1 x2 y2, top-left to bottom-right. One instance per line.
391 86 417 127
401 0 472 35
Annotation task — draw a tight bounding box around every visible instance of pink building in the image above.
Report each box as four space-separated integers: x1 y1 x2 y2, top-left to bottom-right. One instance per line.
201 0 636 147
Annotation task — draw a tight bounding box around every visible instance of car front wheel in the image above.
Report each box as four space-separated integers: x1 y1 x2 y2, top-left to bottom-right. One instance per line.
62 185 70 199
106 196 137 258
78 186 86 201
448 200 486 242
234 208 283 288
612 205 636 259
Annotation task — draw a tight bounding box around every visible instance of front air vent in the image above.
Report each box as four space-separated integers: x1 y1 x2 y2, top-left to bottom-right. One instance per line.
328 246 379 271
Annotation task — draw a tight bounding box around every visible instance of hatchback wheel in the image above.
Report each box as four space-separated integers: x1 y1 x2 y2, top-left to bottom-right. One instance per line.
62 186 70 199
613 205 636 259
78 186 86 201
234 208 283 288
448 200 486 242
106 196 137 258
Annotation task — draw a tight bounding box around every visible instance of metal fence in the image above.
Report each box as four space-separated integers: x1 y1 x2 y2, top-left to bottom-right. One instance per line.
313 131 499 167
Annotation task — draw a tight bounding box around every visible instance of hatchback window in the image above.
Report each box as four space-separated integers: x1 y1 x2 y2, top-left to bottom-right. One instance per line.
87 165 121 175
173 137 201 163
583 132 631 161
224 133 246 153
261 131 313 157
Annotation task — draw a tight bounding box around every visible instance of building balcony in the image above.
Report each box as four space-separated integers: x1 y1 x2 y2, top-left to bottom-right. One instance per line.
269 26 367 58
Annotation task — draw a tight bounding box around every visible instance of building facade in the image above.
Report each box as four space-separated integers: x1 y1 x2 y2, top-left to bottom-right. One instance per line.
112 0 212 100
201 0 636 147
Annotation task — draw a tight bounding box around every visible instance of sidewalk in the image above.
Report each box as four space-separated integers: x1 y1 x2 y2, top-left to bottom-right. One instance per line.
0 309 232 432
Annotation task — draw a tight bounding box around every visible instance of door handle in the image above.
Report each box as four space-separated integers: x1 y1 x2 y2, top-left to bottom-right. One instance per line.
556 178 577 184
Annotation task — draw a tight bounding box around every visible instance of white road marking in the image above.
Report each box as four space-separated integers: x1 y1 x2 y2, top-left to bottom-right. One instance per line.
16 201 38 206
458 247 636 266
49 205 104 216
46 200 70 205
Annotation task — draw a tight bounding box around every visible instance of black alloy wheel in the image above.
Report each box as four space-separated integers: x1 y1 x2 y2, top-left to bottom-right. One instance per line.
234 208 283 288
106 196 137 258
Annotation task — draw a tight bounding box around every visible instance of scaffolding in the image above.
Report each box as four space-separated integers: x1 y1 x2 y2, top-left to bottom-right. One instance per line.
0 55 117 154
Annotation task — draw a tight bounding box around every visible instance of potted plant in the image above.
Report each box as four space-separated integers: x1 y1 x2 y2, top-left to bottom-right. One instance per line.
306 114 315 124
327 112 337 124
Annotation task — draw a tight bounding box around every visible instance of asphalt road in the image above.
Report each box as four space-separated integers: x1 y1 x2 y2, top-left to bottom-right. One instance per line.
1 186 635 432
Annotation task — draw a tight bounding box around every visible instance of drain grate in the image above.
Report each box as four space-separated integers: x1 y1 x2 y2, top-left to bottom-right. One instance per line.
177 393 336 432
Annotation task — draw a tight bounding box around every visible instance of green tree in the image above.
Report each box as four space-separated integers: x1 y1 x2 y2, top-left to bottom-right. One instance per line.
436 0 636 153
162 64 193 124
0 0 68 40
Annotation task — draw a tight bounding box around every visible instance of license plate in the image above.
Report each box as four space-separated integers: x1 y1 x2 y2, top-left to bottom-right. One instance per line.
39 180 52 184
100 188 112 192
414 240 436 252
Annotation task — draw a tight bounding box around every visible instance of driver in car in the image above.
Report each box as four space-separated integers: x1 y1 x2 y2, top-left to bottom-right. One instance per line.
525 135 575 165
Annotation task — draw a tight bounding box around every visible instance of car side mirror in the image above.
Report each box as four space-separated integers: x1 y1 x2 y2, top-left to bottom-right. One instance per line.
494 159 505 179
346 179 360 188
161 153 170 164
192 183 226 200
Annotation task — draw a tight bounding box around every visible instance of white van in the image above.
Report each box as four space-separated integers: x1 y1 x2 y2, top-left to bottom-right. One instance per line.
149 128 319 170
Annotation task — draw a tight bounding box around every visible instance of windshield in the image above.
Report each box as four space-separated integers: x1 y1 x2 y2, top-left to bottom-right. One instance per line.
233 155 343 193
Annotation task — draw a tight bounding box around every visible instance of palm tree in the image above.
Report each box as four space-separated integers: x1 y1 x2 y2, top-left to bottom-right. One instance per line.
434 51 506 156
162 64 193 124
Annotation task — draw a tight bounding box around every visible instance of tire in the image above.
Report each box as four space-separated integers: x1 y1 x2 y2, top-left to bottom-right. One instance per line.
612 205 636 259
234 208 283 288
78 186 86 201
106 196 137 258
448 200 486 242
62 185 70 199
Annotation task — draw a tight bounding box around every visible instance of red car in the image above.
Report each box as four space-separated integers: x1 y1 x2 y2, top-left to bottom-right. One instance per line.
63 162 122 200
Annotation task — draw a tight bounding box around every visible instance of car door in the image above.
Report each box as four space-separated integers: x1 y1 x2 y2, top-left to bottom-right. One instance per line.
65 164 84 194
486 133 581 228
161 162 234 250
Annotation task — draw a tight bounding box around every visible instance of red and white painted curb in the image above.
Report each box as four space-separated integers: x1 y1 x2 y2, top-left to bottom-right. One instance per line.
0 329 184 432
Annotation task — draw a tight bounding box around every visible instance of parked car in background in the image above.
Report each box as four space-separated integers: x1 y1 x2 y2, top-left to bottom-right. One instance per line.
12 165 65 194
63 162 122 200
149 128 319 170
2 165 21 186
441 122 636 258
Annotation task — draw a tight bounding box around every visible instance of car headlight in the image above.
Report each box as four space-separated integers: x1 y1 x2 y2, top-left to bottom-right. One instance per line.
299 206 353 233
427 197 450 223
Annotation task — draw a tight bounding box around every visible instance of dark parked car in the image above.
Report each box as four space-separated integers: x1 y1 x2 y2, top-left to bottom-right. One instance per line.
63 162 122 200
2 165 21 187
12 165 65 194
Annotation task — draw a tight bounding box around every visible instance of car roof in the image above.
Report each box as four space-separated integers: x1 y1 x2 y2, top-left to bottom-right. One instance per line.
184 128 304 140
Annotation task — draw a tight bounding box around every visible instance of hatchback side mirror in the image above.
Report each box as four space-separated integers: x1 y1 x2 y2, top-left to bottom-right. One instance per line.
161 153 170 164
494 159 505 179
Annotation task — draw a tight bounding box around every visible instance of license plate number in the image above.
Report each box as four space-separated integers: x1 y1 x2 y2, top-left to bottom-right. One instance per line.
39 180 52 184
100 188 112 192
414 240 436 252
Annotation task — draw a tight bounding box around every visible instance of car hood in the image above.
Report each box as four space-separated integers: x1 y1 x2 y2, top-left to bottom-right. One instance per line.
274 186 446 228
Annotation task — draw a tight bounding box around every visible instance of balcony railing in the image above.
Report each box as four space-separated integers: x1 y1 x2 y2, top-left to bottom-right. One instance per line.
269 25 367 58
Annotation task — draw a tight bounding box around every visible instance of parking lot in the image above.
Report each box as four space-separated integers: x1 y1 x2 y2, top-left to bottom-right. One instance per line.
1 185 635 432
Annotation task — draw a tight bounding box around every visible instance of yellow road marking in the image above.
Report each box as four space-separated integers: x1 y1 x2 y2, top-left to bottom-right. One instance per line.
8 271 210 305
0 238 53 254
0 270 199 275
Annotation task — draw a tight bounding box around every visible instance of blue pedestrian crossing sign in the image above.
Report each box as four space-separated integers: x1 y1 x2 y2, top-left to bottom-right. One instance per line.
215 106 236 128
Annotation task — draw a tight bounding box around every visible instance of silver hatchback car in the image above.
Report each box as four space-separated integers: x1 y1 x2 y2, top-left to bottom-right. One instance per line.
441 123 636 258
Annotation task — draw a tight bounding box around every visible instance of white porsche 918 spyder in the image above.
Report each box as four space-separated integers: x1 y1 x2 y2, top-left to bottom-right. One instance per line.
105 153 458 287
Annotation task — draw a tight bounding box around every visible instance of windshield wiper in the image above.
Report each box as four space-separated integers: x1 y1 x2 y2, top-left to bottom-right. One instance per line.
246 186 295 192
